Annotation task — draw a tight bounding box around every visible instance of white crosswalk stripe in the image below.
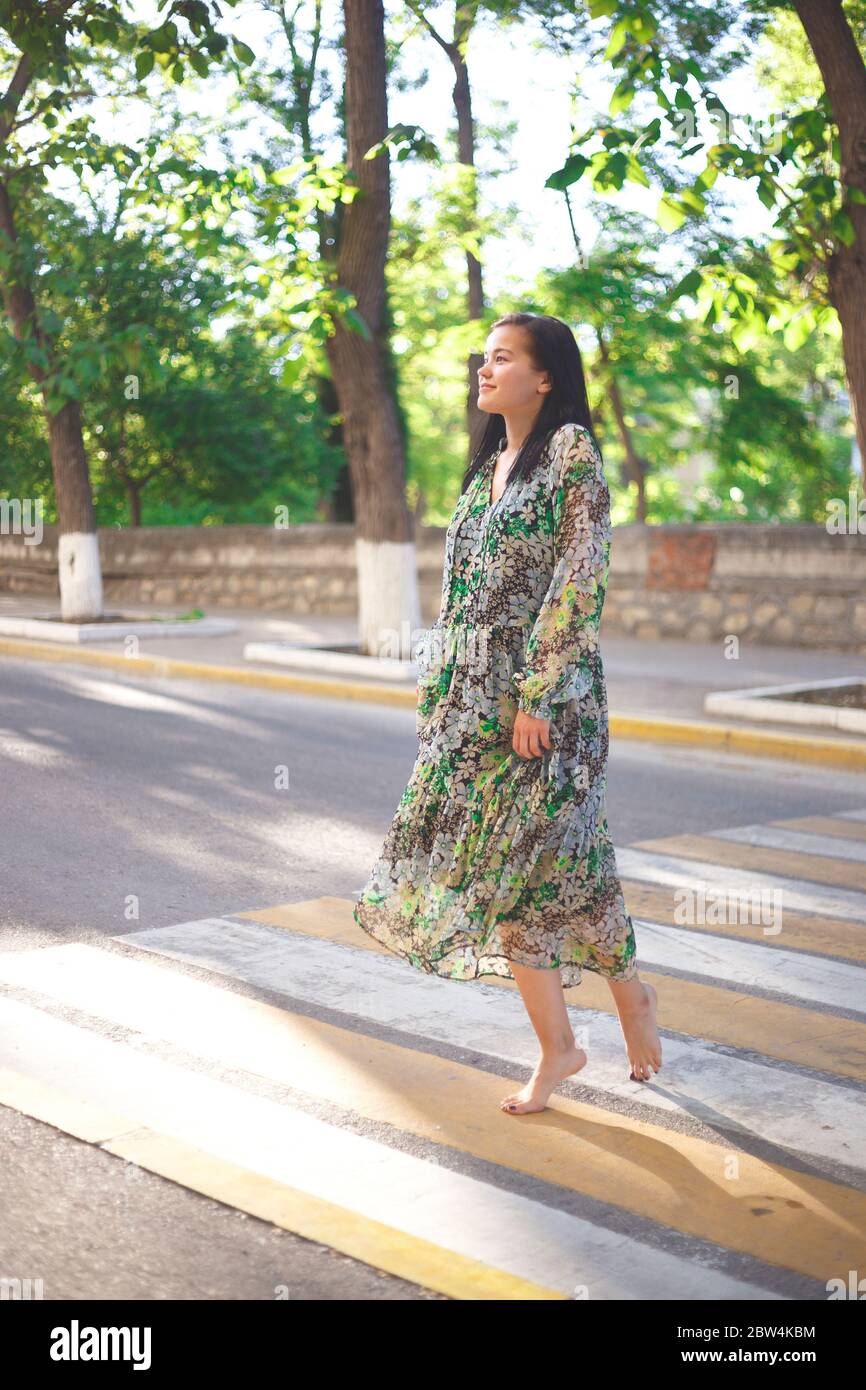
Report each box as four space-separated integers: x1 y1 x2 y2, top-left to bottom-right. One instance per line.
0 930 862 1171
710 824 866 863
614 847 866 921
628 918 866 1012
2 805 866 1299
0 995 784 1301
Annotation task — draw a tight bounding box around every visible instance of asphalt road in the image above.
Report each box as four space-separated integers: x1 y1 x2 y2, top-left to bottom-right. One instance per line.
1 654 863 950
2 653 865 1301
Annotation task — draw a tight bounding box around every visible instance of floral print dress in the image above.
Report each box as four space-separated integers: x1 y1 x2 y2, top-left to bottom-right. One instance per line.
352 420 638 988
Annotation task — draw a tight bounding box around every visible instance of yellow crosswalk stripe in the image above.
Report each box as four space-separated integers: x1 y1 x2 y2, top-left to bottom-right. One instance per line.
771 815 866 845
6 801 866 1298
618 879 865 963
0 1066 561 1301
3 999 863 1286
239 897 866 1082
630 833 866 892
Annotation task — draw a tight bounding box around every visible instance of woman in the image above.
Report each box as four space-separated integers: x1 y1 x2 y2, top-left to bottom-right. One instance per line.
353 311 661 1114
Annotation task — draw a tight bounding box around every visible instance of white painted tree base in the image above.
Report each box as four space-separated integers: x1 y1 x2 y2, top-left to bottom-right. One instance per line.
354 537 423 661
58 531 104 622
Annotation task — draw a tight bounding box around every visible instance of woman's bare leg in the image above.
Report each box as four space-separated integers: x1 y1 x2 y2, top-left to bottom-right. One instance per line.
499 959 587 1115
607 976 662 1081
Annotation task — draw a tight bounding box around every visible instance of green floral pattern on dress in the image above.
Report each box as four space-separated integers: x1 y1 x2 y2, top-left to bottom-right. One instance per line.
353 421 638 987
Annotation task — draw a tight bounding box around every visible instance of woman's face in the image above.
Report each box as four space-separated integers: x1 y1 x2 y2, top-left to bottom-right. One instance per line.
477 324 551 414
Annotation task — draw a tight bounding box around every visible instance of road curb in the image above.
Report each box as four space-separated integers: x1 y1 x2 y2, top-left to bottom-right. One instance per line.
0 636 413 707
1 635 864 770
607 712 866 770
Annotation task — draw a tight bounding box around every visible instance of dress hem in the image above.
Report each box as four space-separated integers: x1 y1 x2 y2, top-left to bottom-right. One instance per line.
353 904 638 988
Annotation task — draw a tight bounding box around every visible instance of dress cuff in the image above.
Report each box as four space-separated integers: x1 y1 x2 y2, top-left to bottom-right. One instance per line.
511 663 593 721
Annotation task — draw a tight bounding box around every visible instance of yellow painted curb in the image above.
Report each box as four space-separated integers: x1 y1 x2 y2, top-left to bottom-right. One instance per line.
0 637 412 707
608 712 866 771
1 635 864 768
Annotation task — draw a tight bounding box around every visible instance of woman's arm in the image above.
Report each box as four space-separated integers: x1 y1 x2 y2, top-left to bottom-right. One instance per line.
511 421 611 722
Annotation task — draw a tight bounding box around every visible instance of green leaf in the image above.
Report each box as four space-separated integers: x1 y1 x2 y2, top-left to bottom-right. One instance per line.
270 164 302 187
544 153 589 191
657 195 686 232
730 319 762 353
677 186 706 214
233 39 256 65
830 209 856 246
597 150 628 190
135 50 155 79
628 12 657 42
670 269 703 300
281 355 304 388
625 153 650 187
694 161 719 191
588 0 619 16
756 178 777 211
610 80 635 116
783 310 816 351
604 19 630 60
343 308 371 340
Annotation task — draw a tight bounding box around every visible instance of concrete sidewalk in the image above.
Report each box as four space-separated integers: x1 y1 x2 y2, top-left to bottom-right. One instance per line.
1 594 864 766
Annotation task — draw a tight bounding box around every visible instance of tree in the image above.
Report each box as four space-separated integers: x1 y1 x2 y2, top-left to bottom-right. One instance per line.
548 0 866 488
536 206 851 522
399 0 586 457
0 0 243 618
401 0 490 455
324 0 420 660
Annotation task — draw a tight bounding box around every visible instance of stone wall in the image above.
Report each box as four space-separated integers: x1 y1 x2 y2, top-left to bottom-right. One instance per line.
1 521 865 651
601 524 866 651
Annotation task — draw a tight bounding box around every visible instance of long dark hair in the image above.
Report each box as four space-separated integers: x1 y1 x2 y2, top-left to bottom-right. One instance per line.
462 311 600 496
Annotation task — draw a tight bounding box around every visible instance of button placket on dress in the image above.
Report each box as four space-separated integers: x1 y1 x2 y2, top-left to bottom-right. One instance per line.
470 449 512 693
431 462 493 721
473 442 509 618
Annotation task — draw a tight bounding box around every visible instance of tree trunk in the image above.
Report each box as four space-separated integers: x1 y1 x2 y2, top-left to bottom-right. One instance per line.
451 50 487 457
405 5 487 462
326 0 420 659
793 0 866 489
123 476 142 527
597 331 646 521
50 397 104 616
0 175 103 620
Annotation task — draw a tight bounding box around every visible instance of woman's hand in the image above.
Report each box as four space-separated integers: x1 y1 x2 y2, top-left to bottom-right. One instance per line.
512 709 553 759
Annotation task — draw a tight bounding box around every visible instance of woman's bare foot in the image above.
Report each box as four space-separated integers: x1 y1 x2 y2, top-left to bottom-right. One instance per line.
619 981 661 1082
499 1044 588 1115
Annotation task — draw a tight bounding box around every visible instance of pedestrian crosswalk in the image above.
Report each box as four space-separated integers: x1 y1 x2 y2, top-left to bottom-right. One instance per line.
1 808 865 1299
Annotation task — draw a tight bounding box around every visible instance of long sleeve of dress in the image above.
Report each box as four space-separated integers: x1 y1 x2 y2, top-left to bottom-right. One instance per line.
511 422 611 722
